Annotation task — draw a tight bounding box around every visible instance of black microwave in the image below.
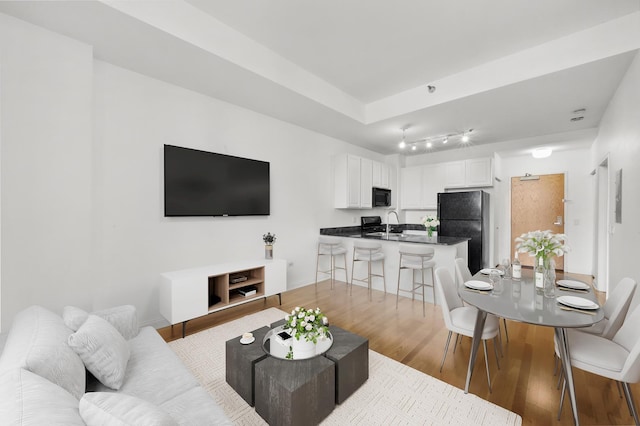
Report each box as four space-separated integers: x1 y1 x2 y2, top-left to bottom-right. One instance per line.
372 187 391 207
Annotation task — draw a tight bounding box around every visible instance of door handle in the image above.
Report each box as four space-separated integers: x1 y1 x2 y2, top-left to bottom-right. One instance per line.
553 216 563 226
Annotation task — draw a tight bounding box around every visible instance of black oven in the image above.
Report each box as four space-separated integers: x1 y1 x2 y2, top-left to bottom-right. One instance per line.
372 187 391 207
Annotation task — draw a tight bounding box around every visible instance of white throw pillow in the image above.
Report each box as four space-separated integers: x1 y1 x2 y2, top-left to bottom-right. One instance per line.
68 315 130 390
79 392 178 426
0 368 85 425
0 305 86 399
63 305 89 331
94 305 139 340
63 305 139 340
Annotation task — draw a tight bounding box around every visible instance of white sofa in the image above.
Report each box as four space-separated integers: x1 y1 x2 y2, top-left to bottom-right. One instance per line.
0 305 230 425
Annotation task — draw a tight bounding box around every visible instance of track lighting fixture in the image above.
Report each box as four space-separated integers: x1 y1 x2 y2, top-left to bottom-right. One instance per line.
396 128 473 153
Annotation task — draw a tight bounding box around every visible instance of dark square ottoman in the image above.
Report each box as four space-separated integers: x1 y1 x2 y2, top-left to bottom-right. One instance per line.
254 356 335 426
225 326 270 406
324 325 369 404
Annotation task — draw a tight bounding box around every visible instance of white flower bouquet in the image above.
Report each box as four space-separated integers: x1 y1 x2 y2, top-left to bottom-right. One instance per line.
284 306 329 344
515 229 569 265
421 215 440 236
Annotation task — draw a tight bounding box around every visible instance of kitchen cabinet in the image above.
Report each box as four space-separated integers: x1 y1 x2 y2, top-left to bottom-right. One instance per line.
335 154 396 209
372 161 390 189
334 154 373 209
421 163 446 209
400 164 445 210
400 167 423 209
360 158 373 208
444 158 493 188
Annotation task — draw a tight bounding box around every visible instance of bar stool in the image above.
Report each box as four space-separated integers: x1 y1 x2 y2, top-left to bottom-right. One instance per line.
396 244 436 316
350 240 386 299
315 236 348 289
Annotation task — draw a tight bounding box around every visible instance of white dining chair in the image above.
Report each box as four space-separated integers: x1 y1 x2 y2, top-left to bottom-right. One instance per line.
454 257 509 344
579 277 636 339
557 304 640 424
553 277 637 379
435 267 500 392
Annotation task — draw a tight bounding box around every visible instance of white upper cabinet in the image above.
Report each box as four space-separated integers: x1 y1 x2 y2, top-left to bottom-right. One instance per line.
465 158 493 187
372 161 390 189
400 158 493 210
334 154 381 209
444 158 493 189
400 164 445 210
360 158 373 208
400 166 423 209
444 161 466 188
421 163 446 209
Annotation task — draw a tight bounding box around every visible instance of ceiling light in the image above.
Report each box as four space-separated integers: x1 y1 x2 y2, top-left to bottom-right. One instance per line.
398 128 407 149
427 85 436 93
411 145 417 151
426 142 432 148
442 137 448 144
572 108 586 115
461 133 470 143
532 147 552 159
570 116 584 122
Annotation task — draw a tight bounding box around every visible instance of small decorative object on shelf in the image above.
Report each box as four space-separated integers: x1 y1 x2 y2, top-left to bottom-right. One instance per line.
283 307 330 359
515 230 569 297
263 232 276 259
421 215 440 238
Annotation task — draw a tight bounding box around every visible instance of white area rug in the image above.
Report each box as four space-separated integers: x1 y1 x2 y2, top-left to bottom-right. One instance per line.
168 308 522 425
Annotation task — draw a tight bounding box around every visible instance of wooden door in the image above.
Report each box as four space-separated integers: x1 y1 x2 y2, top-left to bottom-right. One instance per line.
511 173 565 269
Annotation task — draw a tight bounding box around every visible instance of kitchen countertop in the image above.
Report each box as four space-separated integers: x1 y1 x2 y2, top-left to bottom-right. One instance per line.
320 226 470 246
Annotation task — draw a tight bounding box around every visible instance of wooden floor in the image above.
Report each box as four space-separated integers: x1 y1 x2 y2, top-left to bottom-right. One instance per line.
159 275 634 426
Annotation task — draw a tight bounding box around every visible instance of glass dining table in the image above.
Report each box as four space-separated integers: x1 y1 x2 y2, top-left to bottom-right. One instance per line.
460 268 604 426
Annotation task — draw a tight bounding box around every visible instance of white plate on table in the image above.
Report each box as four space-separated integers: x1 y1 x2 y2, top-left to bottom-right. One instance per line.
465 280 493 291
557 295 599 310
479 268 504 276
556 280 590 290
240 337 255 345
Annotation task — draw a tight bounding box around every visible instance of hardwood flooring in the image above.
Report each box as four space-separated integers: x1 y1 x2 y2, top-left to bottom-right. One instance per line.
159 275 634 425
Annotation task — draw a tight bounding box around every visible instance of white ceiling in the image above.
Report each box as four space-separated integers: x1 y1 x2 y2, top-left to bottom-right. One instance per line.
1 0 639 156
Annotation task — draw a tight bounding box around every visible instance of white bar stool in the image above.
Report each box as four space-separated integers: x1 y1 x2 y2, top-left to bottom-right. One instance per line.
350 240 386 299
396 243 436 316
315 236 348 289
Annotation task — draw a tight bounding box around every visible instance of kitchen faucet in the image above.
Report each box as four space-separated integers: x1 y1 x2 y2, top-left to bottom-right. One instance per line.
386 210 399 237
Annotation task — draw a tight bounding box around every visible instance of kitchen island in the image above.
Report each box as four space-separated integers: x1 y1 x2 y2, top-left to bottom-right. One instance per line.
320 226 469 305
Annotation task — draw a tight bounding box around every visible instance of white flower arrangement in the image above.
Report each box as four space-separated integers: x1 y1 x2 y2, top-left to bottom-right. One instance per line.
421 215 440 230
515 230 569 263
284 307 330 359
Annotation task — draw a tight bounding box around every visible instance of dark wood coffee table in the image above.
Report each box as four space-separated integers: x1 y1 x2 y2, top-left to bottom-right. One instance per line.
225 322 368 425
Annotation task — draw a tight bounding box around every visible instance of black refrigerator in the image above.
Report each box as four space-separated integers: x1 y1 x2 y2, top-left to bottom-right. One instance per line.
437 190 490 274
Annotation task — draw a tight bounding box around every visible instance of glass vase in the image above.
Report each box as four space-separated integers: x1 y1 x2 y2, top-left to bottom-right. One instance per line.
543 258 556 298
265 245 273 259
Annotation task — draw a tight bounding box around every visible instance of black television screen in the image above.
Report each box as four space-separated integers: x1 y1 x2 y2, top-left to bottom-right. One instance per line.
164 144 270 217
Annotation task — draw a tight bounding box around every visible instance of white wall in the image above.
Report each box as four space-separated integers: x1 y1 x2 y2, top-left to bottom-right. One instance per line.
591 51 640 308
0 13 390 330
0 14 94 330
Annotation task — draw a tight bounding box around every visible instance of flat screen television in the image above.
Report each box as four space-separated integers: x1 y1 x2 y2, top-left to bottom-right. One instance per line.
164 144 270 217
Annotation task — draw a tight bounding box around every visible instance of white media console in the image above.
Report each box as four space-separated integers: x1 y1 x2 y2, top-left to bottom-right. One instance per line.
159 258 287 337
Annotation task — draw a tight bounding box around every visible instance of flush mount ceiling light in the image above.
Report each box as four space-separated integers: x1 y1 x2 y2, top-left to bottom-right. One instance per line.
532 147 553 159
396 128 473 153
